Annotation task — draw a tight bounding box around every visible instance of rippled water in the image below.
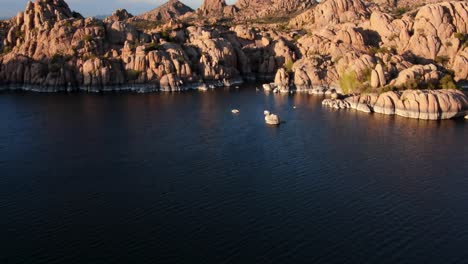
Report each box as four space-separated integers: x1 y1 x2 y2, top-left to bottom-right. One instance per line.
1 85 467 263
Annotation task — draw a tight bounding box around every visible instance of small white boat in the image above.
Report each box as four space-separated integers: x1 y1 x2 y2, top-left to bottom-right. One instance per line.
265 114 280 125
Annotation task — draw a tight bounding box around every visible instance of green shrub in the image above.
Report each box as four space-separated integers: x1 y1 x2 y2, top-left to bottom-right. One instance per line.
86 19 102 27
51 53 73 63
439 74 458 90
145 42 159 52
427 80 437 90
435 55 449 65
82 34 93 42
130 20 162 31
339 71 359 94
379 86 397 94
402 78 419 90
249 16 290 25
361 67 372 83
14 28 25 40
277 23 288 31
395 7 409 18
1 46 12 55
453 33 468 48
454 32 466 42
284 60 294 73
160 31 172 42
64 21 72 28
177 55 186 63
126 69 141 81
369 46 393 56
360 85 373 94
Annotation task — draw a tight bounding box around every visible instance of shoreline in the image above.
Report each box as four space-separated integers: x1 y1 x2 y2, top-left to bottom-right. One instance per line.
1 82 467 121
0 78 246 93
322 89 468 121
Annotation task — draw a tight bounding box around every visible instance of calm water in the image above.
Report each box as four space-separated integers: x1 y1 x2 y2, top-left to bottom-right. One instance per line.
1 85 467 264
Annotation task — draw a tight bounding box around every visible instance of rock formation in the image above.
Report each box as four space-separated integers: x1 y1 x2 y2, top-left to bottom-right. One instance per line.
136 0 193 22
290 0 370 29
0 0 252 91
104 9 133 23
0 0 466 104
199 0 230 16
371 0 449 9
234 0 317 19
323 89 468 120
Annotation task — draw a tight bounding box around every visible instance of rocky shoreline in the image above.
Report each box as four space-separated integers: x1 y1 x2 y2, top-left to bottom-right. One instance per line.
0 0 467 119
322 89 468 120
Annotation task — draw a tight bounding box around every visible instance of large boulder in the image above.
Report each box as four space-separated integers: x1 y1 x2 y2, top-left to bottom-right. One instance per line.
339 90 468 120
453 48 468 81
370 64 386 88
135 0 193 22
406 1 468 60
274 68 290 93
392 64 441 88
104 9 133 23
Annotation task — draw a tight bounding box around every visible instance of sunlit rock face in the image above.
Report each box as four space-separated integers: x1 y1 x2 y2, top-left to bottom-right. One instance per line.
0 0 467 94
323 89 468 120
135 0 193 22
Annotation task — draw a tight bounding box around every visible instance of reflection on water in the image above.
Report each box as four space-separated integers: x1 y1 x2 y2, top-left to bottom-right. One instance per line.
0 85 467 264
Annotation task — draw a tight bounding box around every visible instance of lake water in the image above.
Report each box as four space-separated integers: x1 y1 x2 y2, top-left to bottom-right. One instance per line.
1 85 467 263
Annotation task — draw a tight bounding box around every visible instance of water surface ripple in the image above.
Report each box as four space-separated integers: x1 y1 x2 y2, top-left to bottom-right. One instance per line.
1 86 467 263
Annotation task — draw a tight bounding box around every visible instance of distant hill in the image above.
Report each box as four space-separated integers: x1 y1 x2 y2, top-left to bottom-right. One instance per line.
135 0 193 22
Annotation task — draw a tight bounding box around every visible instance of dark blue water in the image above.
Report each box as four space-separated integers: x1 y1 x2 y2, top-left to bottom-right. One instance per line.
1 86 468 264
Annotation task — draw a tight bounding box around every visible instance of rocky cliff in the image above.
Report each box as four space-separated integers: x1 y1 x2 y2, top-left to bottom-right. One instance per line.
284 0 468 92
0 0 467 99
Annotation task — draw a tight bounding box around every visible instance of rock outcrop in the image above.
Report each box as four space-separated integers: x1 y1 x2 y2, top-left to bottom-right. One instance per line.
0 0 254 91
0 0 467 97
323 89 468 120
290 0 370 29
198 0 237 17
406 1 468 60
274 68 290 92
136 0 193 22
104 9 133 23
372 0 452 9
234 0 316 19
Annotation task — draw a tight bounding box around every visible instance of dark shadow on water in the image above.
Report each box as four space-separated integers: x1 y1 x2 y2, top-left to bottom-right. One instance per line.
0 84 467 264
